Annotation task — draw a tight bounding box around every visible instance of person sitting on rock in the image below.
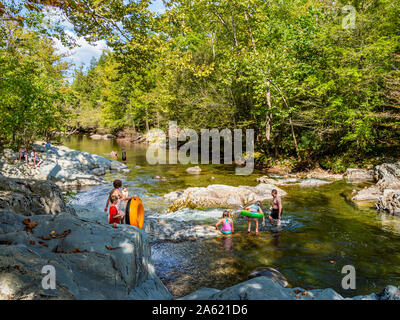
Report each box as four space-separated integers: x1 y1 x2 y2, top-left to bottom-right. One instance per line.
18 146 28 164
216 210 234 235
108 195 124 224
244 201 263 234
30 151 43 167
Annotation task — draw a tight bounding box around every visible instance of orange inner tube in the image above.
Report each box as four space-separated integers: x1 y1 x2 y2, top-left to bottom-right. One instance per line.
125 197 145 229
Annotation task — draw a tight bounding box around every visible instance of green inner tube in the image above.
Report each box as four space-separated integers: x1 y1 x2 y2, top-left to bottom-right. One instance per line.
240 210 264 218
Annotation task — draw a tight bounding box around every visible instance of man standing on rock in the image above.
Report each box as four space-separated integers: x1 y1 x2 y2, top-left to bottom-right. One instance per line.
264 189 282 227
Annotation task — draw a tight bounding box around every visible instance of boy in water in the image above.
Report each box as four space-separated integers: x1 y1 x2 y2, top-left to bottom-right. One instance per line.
264 189 282 226
108 195 124 224
244 201 263 234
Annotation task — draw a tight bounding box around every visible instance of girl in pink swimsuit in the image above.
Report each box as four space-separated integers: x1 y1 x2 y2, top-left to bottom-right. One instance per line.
216 211 234 235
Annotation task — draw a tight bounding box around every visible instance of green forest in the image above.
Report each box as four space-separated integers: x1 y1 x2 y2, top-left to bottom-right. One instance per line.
1 0 399 171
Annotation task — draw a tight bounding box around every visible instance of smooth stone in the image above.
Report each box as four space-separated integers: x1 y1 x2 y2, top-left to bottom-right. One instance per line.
186 166 202 174
248 267 289 287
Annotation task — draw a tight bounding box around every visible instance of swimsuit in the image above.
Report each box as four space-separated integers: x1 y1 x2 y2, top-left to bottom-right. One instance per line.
221 218 232 235
270 208 282 220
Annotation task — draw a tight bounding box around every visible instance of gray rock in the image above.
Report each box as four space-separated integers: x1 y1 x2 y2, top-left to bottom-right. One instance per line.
352 185 382 202
0 210 172 300
90 134 103 140
0 176 74 216
186 166 202 174
0 145 129 189
298 178 330 187
248 267 289 287
165 184 287 212
377 285 400 300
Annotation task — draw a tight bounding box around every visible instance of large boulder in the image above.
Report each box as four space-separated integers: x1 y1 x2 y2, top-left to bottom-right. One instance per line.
248 267 289 287
164 184 287 212
143 218 217 242
376 189 400 216
179 275 400 301
186 166 202 174
0 145 130 189
0 176 74 216
0 210 172 300
345 168 374 183
352 185 382 202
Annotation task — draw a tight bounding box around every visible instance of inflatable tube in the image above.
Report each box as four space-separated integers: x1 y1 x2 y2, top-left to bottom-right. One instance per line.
240 210 264 218
125 197 145 229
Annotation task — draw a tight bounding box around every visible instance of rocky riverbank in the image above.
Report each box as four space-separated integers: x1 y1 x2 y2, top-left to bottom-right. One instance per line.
179 276 400 300
1 146 400 300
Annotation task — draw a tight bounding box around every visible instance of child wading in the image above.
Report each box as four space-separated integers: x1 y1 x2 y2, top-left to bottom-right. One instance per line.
216 211 234 235
108 195 124 224
244 201 263 234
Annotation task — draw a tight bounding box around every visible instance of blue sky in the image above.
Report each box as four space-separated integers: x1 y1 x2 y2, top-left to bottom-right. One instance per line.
52 0 166 76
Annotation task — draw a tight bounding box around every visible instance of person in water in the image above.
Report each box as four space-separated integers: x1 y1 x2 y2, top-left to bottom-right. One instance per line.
108 195 124 224
121 147 127 161
122 187 129 200
265 189 282 226
111 150 118 159
244 201 263 234
216 210 234 235
104 180 126 218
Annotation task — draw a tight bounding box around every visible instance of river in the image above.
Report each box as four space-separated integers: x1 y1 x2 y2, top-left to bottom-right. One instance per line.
64 135 400 298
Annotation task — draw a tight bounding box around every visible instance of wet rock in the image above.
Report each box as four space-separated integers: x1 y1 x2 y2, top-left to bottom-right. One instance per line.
89 134 103 140
345 168 374 183
164 184 287 212
256 176 277 184
248 267 289 287
0 210 172 300
186 166 202 174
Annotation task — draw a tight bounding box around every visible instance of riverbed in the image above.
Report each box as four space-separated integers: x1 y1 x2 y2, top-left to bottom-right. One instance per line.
64 135 400 298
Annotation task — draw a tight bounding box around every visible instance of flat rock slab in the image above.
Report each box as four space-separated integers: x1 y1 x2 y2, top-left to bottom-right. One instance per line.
0 210 171 300
164 184 287 212
179 276 400 300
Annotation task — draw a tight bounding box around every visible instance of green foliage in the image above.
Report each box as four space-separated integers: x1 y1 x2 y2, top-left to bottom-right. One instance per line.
0 21 69 148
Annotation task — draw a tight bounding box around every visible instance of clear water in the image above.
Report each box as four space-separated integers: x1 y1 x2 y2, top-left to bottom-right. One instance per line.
64 135 400 298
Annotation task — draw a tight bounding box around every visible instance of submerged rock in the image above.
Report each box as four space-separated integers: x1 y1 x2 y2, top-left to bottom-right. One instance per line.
0 145 129 189
248 267 289 288
164 184 287 212
377 189 400 217
186 166 202 174
179 275 400 300
0 176 74 216
144 218 217 242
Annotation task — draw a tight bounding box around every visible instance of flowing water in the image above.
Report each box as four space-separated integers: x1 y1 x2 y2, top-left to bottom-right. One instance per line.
64 135 400 298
